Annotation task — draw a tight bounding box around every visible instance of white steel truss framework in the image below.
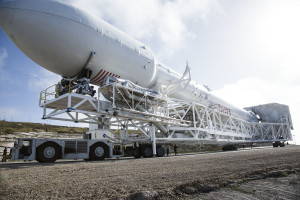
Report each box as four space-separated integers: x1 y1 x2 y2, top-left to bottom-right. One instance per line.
39 80 293 145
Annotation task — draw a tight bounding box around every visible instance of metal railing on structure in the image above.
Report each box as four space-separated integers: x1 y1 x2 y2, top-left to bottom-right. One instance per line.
39 80 75 105
39 84 58 104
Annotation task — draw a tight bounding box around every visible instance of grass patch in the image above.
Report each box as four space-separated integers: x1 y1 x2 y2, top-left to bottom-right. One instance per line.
240 178 249 184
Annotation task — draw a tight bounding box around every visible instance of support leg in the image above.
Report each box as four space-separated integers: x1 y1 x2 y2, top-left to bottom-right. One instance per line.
150 125 156 156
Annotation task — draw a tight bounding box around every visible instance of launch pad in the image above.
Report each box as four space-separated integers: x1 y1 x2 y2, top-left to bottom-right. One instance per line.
39 77 293 154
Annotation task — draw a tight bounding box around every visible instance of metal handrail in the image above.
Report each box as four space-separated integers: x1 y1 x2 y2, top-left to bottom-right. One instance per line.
40 81 74 104
40 84 57 104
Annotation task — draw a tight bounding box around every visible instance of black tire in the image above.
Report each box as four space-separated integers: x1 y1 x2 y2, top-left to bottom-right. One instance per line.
222 145 230 151
222 145 236 151
36 142 60 163
142 145 153 158
156 145 165 157
90 143 108 161
280 142 285 147
273 142 279 147
20 146 32 156
133 149 141 158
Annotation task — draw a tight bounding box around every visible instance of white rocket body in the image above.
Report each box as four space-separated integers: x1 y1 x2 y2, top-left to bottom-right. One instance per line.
0 0 258 122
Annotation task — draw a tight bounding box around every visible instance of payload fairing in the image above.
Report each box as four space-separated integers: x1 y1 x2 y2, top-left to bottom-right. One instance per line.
0 0 258 122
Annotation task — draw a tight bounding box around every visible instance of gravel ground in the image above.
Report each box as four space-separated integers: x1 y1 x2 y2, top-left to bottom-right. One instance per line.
0 145 299 199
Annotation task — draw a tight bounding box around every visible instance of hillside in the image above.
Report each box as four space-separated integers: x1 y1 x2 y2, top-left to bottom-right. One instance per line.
0 121 88 135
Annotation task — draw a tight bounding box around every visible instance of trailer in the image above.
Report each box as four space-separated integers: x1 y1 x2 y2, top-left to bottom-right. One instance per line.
12 136 163 162
12 138 113 162
11 77 293 162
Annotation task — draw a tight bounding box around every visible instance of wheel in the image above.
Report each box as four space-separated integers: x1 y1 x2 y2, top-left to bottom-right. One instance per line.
222 145 230 151
222 146 227 151
280 142 285 147
20 146 32 156
156 146 165 157
233 146 238 151
36 142 60 163
273 142 279 147
141 145 153 158
133 149 141 158
90 143 108 160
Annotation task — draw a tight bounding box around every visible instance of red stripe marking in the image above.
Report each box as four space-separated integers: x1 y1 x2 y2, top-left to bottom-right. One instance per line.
95 71 110 84
112 74 115 77
91 69 102 81
91 69 103 82
93 70 107 83
101 72 112 82
108 73 112 76
97 72 110 84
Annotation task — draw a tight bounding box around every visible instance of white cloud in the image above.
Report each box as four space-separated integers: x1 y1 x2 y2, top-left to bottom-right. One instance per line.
66 0 221 58
0 48 7 66
0 107 20 121
279 55 300 85
256 0 300 57
213 77 300 144
28 68 61 92
0 48 8 83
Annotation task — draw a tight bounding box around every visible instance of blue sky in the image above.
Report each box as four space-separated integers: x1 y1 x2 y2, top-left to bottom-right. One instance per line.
0 31 43 122
0 0 299 143
0 29 60 124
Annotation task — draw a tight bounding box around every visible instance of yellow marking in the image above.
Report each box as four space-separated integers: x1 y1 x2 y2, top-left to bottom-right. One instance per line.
68 79 71 93
40 84 57 103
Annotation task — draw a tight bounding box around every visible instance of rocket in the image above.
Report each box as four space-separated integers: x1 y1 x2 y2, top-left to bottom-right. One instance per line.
0 0 258 122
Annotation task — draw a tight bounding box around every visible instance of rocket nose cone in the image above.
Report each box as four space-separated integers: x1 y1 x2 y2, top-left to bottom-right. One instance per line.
0 0 16 27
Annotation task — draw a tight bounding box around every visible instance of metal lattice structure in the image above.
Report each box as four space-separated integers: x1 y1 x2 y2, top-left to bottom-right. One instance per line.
39 78 293 147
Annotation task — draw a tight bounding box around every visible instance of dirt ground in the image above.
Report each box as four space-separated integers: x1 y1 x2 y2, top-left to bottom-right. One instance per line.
0 145 299 200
